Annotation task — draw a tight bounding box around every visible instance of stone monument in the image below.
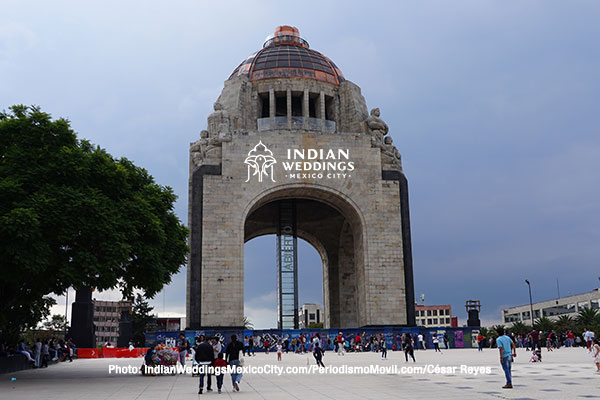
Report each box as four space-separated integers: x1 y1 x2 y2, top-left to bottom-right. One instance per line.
187 26 415 329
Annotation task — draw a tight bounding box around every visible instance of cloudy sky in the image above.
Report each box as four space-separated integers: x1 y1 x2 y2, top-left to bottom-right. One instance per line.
2 1 599 328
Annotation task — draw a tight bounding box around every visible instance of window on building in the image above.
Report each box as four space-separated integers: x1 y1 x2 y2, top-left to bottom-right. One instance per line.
433 318 438 325
578 301 589 310
324 95 334 120
308 93 318 118
309 313 315 321
427 318 432 325
432 310 438 316
591 299 600 310
275 92 286 117
522 311 531 320
446 309 450 315
421 319 426 325
543 304 576 317
427 310 432 316
446 318 450 324
504 313 520 323
291 92 303 117
259 93 269 118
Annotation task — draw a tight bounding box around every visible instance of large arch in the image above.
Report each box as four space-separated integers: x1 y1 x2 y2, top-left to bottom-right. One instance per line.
242 184 367 328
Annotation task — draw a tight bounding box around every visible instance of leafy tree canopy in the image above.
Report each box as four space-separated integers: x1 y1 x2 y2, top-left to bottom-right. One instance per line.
0 105 188 342
43 314 69 332
132 293 155 347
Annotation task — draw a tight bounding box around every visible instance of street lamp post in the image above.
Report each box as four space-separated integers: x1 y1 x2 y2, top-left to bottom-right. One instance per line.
525 280 534 326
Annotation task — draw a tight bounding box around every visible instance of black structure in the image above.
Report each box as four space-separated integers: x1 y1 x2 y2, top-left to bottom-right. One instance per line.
188 165 222 329
382 170 416 326
117 310 132 347
277 200 299 329
69 287 95 348
465 300 481 327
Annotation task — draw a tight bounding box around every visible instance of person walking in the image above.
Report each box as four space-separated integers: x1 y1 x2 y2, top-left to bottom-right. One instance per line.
496 327 517 389
529 329 540 350
195 336 214 394
584 328 593 352
479 332 486 351
433 336 442 353
264 338 270 355
276 342 282 361
243 336 250 356
312 333 322 352
380 338 388 359
336 332 345 356
418 333 425 350
313 342 325 367
443 333 450 350
226 335 244 392
403 333 415 362
213 353 227 394
177 332 188 369
249 336 255 356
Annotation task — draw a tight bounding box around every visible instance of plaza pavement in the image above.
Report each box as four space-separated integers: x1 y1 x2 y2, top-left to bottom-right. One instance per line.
1 347 598 400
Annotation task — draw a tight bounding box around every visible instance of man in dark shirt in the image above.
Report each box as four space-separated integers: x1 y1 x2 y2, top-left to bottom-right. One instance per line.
194 337 214 394
529 329 540 350
226 335 245 392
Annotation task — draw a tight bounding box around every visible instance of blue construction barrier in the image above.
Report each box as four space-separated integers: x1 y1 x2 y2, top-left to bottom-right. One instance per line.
144 326 481 351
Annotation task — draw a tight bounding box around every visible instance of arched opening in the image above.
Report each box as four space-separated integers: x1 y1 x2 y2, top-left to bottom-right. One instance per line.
242 185 366 328
244 235 323 329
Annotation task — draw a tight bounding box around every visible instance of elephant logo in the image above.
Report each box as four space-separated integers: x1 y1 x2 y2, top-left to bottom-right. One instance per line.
244 141 277 183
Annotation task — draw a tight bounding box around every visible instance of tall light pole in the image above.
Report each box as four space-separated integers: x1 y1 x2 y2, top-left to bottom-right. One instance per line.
525 280 534 327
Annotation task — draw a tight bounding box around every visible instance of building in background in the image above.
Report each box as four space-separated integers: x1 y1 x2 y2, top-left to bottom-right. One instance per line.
92 299 132 347
298 303 322 328
502 288 600 324
415 305 453 327
155 315 186 331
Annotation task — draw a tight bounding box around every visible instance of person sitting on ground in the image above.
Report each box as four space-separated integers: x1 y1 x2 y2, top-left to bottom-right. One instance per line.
530 348 540 363
16 340 35 362
142 346 157 376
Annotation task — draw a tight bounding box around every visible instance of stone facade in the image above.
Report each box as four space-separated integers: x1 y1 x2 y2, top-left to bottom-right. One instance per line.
186 26 415 329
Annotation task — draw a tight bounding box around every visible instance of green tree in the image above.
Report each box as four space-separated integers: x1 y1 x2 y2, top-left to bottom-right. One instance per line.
43 314 69 332
243 316 253 330
478 327 489 339
576 307 600 328
554 315 574 333
131 294 154 347
533 317 555 333
508 321 530 336
0 105 188 343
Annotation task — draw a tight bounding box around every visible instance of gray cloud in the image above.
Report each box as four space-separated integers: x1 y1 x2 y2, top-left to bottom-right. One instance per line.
3 1 599 327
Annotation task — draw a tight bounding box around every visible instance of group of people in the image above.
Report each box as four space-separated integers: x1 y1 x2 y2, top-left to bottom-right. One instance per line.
168 333 244 394
478 328 595 352
1 338 76 368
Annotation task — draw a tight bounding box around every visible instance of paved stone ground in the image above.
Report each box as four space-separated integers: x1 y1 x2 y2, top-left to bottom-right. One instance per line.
1 347 598 399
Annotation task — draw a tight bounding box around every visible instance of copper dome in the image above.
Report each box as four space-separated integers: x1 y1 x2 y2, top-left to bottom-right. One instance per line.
229 26 345 85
